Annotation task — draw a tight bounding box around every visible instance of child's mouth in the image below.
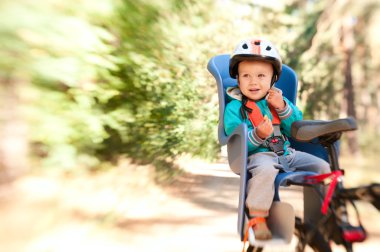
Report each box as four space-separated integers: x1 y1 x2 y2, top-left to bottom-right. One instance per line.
249 88 260 93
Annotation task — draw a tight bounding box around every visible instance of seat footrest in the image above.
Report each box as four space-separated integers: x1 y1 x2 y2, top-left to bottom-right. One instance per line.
246 202 295 246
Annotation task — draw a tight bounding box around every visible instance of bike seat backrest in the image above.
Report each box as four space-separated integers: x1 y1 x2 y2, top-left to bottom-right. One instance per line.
207 54 298 144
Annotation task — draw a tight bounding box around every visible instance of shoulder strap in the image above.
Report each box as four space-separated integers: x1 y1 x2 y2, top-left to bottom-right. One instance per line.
245 100 290 170
245 100 280 127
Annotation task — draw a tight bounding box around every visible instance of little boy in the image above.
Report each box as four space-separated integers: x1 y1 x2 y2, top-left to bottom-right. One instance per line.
224 38 330 240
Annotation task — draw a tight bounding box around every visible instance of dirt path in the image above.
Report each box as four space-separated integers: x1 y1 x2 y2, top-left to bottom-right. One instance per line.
0 157 379 252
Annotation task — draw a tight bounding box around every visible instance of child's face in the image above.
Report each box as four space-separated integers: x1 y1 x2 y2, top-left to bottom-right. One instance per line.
237 60 273 101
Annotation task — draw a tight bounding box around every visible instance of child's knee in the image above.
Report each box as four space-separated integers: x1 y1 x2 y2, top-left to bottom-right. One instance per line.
320 160 331 174
251 165 279 178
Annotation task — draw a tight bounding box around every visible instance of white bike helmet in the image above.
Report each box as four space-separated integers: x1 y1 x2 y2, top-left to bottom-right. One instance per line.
229 38 282 84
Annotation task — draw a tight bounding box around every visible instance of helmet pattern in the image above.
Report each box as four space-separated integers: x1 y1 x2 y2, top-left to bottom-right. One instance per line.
229 38 282 83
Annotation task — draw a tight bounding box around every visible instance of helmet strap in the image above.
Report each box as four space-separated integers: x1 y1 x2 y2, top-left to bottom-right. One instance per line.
270 74 277 87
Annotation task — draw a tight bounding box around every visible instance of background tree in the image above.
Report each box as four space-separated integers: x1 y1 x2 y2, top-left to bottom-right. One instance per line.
288 0 380 155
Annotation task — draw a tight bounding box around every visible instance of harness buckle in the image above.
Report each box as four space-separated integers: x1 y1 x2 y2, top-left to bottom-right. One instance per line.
265 136 286 156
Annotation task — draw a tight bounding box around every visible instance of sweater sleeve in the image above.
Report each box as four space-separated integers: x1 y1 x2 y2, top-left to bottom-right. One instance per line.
224 100 265 152
275 97 303 137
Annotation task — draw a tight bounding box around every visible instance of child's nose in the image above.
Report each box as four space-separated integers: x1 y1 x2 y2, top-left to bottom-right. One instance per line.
250 76 260 84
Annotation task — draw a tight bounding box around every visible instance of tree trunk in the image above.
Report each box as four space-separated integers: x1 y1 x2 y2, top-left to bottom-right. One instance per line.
341 16 360 155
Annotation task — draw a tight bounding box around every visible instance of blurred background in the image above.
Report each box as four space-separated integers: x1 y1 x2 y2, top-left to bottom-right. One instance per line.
0 0 379 251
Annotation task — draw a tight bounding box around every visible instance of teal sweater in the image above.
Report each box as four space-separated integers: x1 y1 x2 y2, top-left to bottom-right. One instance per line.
224 87 303 156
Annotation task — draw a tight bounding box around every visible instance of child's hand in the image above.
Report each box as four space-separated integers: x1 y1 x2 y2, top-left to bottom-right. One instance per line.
266 88 285 110
256 115 273 139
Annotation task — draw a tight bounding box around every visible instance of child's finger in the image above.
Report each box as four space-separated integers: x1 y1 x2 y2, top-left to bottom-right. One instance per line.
271 87 282 94
264 118 272 128
264 116 270 124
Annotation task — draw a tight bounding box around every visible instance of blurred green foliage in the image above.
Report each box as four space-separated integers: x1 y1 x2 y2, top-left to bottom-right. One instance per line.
1 0 222 175
0 0 379 177
95 0 222 172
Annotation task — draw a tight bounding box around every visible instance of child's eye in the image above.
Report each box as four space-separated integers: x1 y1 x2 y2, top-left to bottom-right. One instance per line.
258 74 265 78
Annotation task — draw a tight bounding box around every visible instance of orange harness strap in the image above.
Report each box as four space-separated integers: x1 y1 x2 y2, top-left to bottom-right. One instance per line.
242 217 266 252
245 100 280 127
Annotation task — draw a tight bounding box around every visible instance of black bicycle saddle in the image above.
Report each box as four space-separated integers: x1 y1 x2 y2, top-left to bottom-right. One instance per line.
291 117 357 142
